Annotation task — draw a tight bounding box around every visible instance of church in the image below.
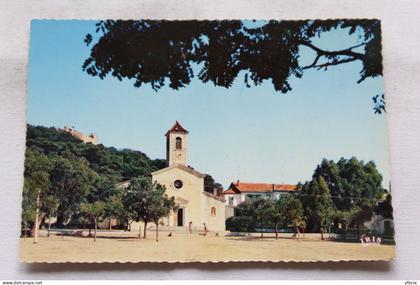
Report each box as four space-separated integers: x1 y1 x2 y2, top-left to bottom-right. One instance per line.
150 121 226 232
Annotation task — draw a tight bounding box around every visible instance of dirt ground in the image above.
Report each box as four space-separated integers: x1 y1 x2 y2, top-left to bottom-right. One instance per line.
20 230 395 263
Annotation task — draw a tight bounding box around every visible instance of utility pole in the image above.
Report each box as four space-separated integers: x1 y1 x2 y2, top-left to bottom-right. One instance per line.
33 191 40 244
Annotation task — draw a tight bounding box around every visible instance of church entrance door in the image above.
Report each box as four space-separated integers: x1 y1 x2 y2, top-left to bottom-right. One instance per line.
177 208 184 227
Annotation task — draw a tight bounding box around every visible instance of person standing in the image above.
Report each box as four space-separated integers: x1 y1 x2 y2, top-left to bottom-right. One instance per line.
203 223 208 237
189 221 193 234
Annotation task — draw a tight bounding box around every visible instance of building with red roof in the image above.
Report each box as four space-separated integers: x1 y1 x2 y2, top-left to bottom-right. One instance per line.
223 180 299 207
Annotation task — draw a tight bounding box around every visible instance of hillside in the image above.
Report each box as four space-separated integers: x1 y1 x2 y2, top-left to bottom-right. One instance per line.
25 124 166 181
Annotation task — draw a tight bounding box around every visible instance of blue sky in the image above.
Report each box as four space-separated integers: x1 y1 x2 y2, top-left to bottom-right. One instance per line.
27 20 390 188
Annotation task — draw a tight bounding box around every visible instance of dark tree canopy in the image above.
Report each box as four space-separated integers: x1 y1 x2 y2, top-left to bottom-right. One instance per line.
83 19 383 112
298 157 388 238
22 124 167 228
26 125 165 181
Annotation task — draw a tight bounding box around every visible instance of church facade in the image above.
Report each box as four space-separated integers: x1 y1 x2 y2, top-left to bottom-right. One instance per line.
150 121 226 232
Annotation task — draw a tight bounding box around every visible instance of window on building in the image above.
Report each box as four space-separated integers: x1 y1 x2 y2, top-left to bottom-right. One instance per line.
228 197 234 206
175 137 182 150
173 179 183 189
211 207 216 216
245 194 262 202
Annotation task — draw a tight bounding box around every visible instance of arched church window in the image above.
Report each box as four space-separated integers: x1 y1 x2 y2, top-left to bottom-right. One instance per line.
211 207 216 216
175 137 182 150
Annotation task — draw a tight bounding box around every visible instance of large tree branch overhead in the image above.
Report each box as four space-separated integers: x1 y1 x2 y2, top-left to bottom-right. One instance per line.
82 19 383 110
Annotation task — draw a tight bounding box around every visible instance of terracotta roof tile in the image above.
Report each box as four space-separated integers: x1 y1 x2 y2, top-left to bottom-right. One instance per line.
223 188 239 194
223 181 298 194
165 121 189 136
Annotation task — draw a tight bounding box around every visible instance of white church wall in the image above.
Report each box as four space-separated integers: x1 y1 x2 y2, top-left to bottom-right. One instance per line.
202 194 226 232
225 205 235 220
152 167 204 228
167 132 188 166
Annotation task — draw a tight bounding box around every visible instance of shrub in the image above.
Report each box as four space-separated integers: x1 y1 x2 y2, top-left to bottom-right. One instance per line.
226 216 256 232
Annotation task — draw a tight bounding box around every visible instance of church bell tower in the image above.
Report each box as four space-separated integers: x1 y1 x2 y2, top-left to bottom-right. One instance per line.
166 121 189 167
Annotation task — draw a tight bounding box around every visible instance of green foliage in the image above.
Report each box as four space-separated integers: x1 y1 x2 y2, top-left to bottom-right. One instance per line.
104 186 125 223
254 199 274 236
225 216 255 232
204 175 224 195
83 20 383 112
148 184 177 241
226 201 256 232
149 190 177 225
375 192 393 219
271 199 285 226
80 200 106 241
235 200 255 217
21 149 54 228
227 196 305 235
21 125 166 229
26 125 165 181
299 157 388 238
122 177 152 224
299 175 336 235
122 177 176 238
50 155 97 225
278 195 306 229
80 201 106 221
334 208 359 230
227 157 389 240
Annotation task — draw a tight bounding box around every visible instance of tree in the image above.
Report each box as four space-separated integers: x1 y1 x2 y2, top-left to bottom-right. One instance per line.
22 125 169 236
279 195 306 240
21 149 54 243
123 177 173 239
149 188 177 242
104 186 125 230
204 175 223 195
80 201 105 242
226 201 256 232
253 198 273 238
42 195 59 237
83 20 383 112
80 175 117 239
122 178 145 237
308 157 386 239
49 156 96 226
300 176 336 240
25 125 166 184
375 192 393 219
334 208 359 240
271 199 285 240
337 158 385 239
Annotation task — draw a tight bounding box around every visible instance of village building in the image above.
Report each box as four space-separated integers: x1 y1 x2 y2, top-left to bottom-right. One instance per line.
100 122 301 232
105 122 227 232
149 121 226 232
223 181 298 207
364 214 394 236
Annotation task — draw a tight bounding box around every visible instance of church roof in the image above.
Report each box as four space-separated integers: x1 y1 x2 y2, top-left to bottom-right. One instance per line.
165 121 189 136
151 164 206 179
223 181 298 194
202 191 226 202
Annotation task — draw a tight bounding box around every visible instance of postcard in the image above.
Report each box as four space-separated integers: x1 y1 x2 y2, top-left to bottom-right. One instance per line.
20 19 395 263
